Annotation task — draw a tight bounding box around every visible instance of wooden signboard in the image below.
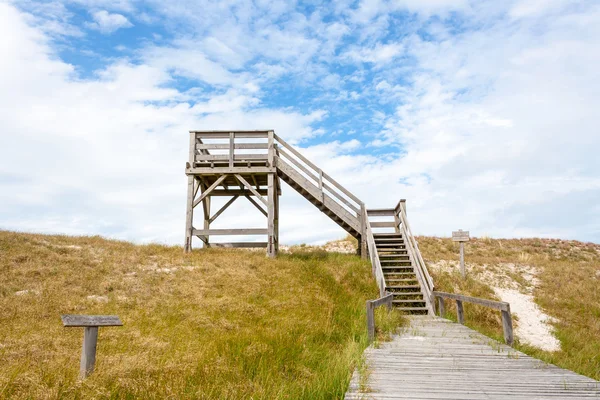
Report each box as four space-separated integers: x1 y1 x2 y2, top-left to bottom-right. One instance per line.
452 230 470 242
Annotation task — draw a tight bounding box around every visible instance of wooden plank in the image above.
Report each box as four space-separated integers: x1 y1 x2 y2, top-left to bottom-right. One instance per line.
267 172 276 257
192 228 267 236
61 315 123 327
197 143 268 150
209 195 238 224
196 154 268 161
433 291 509 311
366 301 375 342
245 195 268 217
367 208 395 216
235 174 267 206
211 242 268 248
192 175 227 208
206 189 268 196
186 167 275 174
370 221 397 228
190 131 270 138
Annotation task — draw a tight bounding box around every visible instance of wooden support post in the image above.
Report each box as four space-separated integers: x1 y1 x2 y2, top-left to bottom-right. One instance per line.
61 315 122 380
460 242 465 278
366 301 375 342
456 300 464 324
274 176 280 253
360 204 367 260
267 173 276 258
80 327 98 379
184 175 195 253
184 132 197 252
502 306 514 346
438 297 445 317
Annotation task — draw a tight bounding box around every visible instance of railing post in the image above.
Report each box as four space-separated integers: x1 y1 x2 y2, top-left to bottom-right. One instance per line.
438 297 445 317
267 130 274 168
501 305 514 346
366 301 375 342
360 204 367 260
456 300 464 324
229 131 235 168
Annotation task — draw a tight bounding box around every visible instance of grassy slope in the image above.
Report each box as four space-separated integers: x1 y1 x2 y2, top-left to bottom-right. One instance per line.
0 231 401 399
418 236 600 380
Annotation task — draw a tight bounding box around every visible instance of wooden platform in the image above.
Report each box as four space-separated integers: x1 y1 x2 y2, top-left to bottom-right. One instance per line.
346 316 600 399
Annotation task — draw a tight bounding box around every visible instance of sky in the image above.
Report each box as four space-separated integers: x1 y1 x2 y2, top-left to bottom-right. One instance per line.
1 0 599 246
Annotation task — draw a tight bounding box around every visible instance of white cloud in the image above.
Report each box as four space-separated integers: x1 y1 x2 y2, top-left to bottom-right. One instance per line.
344 42 404 64
87 10 133 34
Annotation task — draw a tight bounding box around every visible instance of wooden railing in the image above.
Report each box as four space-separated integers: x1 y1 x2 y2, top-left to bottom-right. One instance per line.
273 134 363 217
364 217 387 296
433 291 514 346
191 131 271 168
366 292 394 342
396 200 435 314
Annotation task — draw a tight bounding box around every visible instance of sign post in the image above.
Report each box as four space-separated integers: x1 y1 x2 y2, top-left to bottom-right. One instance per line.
61 315 123 379
452 230 470 279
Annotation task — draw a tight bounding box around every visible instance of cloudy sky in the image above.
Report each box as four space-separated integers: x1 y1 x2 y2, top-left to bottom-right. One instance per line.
1 0 599 247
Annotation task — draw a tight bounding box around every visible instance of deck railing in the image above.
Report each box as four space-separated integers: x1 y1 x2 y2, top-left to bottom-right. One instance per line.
433 291 514 346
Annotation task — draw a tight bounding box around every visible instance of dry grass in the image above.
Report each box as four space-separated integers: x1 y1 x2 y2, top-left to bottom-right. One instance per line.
0 231 404 399
418 236 600 380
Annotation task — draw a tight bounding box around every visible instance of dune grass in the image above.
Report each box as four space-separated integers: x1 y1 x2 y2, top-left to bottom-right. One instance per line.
0 231 404 399
417 236 600 381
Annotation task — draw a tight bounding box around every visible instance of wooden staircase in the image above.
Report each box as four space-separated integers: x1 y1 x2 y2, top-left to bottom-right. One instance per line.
374 233 428 314
184 130 434 314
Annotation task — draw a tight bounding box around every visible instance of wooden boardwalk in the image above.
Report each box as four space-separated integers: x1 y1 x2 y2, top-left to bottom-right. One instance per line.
346 316 600 399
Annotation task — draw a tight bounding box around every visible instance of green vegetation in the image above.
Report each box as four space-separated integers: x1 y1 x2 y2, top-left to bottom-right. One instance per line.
418 236 600 380
0 231 404 399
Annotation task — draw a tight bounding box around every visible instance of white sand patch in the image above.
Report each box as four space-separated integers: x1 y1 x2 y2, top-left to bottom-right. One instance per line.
15 289 40 296
494 287 560 352
87 295 109 302
430 259 561 352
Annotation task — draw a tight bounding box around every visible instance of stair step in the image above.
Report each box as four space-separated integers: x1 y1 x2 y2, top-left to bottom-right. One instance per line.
374 237 403 241
384 284 420 289
387 291 423 296
394 306 429 311
374 233 403 237
393 299 426 303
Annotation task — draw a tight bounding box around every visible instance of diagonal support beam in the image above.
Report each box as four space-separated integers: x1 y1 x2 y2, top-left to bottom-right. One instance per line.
245 195 268 218
193 175 227 208
234 174 267 206
209 195 239 224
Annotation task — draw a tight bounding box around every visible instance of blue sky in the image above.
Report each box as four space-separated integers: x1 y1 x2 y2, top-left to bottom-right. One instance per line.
1 0 600 245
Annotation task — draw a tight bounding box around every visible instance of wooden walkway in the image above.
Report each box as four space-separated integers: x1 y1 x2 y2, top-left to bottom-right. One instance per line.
346 316 600 399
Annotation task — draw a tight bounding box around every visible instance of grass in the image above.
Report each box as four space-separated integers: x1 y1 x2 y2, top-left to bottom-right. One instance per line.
0 231 404 399
417 236 600 380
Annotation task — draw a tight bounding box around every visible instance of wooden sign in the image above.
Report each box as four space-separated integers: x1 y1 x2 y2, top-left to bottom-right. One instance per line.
62 314 123 379
61 315 122 327
452 230 470 242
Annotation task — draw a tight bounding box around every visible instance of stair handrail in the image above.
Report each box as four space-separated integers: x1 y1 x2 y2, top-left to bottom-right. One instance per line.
272 134 363 216
364 215 387 297
396 201 435 314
